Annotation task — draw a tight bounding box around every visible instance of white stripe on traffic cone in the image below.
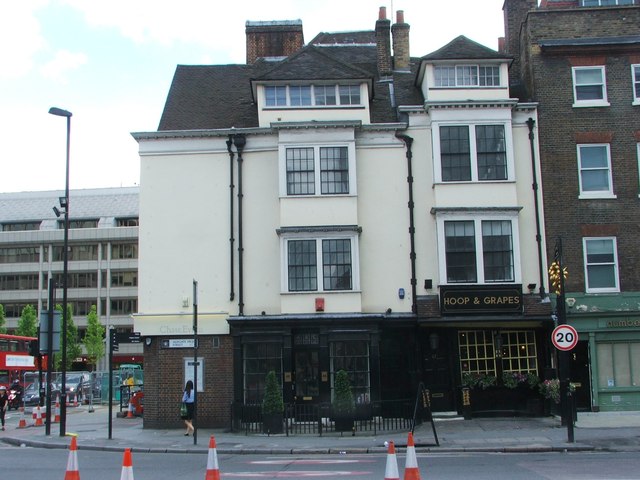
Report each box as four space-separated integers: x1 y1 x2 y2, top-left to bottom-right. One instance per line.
384 440 400 480
64 435 80 480
403 432 421 480
205 435 221 480
120 448 134 480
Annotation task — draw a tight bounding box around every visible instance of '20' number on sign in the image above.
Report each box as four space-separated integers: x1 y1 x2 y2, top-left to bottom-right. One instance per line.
552 325 578 351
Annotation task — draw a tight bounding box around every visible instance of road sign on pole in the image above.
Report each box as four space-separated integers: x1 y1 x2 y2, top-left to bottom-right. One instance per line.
552 324 579 351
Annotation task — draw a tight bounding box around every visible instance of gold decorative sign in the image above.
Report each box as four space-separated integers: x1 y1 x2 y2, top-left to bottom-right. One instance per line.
284 372 292 382
321 371 328 382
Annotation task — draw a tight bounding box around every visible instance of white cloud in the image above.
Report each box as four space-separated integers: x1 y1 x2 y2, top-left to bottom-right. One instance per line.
0 1 49 79
61 0 505 63
40 50 88 83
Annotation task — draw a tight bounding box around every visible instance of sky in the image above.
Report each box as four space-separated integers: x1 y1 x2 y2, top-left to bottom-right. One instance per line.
1 0 507 193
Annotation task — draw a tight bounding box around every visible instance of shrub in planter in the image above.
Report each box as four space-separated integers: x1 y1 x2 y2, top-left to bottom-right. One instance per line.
332 370 355 432
262 370 284 434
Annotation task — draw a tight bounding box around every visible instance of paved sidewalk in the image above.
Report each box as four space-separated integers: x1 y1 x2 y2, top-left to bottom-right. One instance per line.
1 405 640 454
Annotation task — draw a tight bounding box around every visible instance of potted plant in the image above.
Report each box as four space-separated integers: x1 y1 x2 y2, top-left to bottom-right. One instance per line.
332 370 355 432
262 370 284 434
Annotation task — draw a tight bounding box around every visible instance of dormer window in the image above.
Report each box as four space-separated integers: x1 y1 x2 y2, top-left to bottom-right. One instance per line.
265 84 362 107
434 65 500 87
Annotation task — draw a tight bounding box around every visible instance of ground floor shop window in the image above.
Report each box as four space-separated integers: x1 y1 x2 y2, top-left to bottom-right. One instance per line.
459 330 496 377
597 342 640 388
330 340 370 404
243 343 282 403
499 330 538 374
459 330 539 383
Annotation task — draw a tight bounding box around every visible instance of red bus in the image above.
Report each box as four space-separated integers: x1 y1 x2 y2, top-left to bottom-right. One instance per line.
0 334 46 389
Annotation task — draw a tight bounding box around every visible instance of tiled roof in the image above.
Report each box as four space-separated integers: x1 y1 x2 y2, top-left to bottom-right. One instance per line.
0 187 139 223
256 45 374 82
421 35 510 61
309 31 376 45
158 64 265 131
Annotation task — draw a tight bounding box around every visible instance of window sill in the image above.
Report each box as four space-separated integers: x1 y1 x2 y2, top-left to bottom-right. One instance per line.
633 100 640 106
281 289 360 295
585 288 620 294
579 193 617 200
264 105 365 110
434 179 514 185
572 101 610 108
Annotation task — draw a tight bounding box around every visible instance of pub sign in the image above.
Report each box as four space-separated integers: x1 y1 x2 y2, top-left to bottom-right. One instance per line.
440 285 523 315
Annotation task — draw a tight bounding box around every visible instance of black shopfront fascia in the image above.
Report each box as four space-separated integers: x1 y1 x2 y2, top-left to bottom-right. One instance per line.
417 286 555 412
228 314 389 406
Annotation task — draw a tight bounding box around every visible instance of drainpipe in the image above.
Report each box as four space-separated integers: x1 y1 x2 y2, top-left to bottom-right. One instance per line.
233 134 247 315
226 136 236 302
526 118 546 299
395 132 417 314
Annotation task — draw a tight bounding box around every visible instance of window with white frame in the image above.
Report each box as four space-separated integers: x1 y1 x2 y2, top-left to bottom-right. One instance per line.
283 233 359 292
434 64 501 87
265 84 362 107
438 124 508 182
265 85 287 106
442 218 516 284
284 145 351 196
572 66 609 106
632 64 640 104
583 237 619 292
577 144 614 198
580 0 634 6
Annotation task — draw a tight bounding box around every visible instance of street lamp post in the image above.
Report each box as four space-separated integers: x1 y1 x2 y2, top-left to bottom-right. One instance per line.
49 106 72 437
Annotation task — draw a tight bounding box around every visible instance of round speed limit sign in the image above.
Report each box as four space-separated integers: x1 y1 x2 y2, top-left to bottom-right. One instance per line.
552 324 579 351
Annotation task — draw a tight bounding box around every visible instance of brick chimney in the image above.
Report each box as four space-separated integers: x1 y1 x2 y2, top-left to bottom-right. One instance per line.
391 10 410 72
245 20 304 64
503 0 537 83
375 6 392 77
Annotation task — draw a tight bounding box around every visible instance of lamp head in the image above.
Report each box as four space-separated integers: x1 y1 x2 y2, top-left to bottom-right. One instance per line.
49 107 72 118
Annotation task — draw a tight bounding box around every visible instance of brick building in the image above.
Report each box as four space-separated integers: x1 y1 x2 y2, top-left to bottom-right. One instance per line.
503 0 640 411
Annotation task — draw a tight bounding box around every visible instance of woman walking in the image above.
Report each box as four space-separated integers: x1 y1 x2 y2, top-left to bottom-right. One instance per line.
181 380 195 436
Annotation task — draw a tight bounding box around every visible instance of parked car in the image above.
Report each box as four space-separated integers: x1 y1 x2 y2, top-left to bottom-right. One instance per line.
22 381 61 407
61 372 91 404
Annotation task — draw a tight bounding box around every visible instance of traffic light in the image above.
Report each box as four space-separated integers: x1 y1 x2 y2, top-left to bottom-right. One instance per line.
28 340 40 356
110 329 119 352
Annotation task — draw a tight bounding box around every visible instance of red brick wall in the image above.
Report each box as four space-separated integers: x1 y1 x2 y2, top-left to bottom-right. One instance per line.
142 335 234 429
516 6 640 292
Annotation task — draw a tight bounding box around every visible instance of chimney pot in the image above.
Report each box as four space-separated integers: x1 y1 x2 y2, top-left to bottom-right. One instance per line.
391 11 410 71
379 6 387 20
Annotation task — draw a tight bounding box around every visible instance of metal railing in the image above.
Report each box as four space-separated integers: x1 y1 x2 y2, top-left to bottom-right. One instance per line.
232 398 422 436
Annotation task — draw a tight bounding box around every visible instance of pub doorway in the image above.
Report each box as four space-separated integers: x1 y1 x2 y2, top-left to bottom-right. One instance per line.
422 330 455 411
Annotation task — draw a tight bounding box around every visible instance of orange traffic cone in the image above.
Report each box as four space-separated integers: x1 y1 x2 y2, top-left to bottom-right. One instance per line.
205 435 221 480
73 393 79 407
64 436 80 480
34 406 44 427
127 401 134 418
54 395 61 423
120 448 134 480
17 409 27 428
403 432 421 480
384 441 400 480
